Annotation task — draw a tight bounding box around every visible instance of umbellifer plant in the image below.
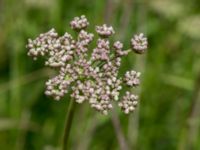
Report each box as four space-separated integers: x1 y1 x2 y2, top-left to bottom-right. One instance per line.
26 15 148 149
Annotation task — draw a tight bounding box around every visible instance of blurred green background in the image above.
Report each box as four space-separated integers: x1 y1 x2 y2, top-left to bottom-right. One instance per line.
0 0 200 150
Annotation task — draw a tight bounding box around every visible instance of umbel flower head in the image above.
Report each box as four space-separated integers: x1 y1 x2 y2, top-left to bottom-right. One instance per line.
26 15 148 115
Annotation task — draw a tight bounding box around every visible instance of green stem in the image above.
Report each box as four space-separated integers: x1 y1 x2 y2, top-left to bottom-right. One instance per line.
62 99 76 150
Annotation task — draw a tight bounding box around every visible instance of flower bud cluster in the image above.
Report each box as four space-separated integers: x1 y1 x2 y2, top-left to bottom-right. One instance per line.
27 28 58 60
118 92 138 114
113 41 130 56
92 39 110 61
76 30 94 55
131 33 148 54
27 15 148 114
124 70 141 87
45 33 76 67
70 15 89 30
96 24 115 37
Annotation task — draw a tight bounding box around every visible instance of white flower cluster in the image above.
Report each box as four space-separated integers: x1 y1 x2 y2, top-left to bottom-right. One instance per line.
76 30 94 55
113 41 130 56
131 33 148 54
124 70 141 87
27 28 58 60
96 24 115 37
70 15 89 30
92 39 110 61
118 92 138 114
27 15 148 114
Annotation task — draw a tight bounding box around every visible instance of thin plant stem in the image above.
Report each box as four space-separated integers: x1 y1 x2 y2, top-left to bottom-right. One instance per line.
62 99 76 150
111 108 129 150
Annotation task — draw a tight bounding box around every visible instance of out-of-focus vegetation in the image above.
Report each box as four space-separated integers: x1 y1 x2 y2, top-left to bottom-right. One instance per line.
0 0 200 150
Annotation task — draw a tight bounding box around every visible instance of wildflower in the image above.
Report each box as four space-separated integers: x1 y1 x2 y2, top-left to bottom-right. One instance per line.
27 15 148 114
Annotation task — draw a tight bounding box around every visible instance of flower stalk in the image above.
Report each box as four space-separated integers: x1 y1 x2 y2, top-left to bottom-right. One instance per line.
63 99 76 150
